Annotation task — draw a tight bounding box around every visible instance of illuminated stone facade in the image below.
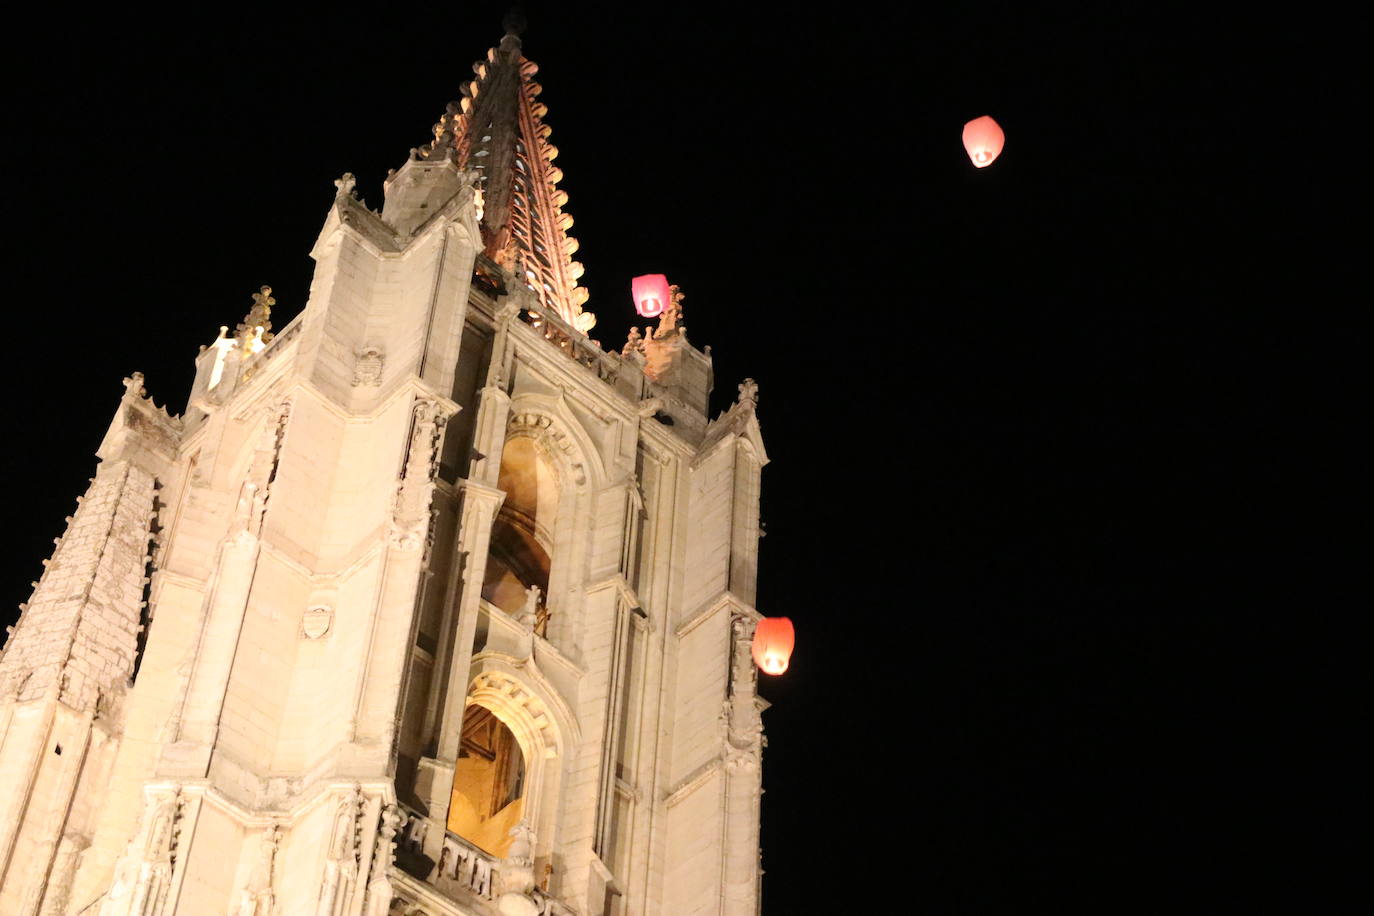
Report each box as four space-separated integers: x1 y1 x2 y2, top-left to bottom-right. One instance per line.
0 23 769 916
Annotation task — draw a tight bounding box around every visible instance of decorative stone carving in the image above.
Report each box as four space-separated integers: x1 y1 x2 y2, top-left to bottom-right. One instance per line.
317 786 364 916
372 805 403 874
236 823 280 916
389 399 447 552
102 785 184 916
640 285 690 382
425 103 463 161
737 377 759 408
516 585 541 630
468 671 561 755
653 284 685 340
122 373 147 399
230 399 291 543
504 821 535 882
722 614 764 769
234 286 276 355
334 172 358 199
364 805 404 916
724 742 762 772
301 606 333 639
621 326 644 357
507 412 585 485
352 347 384 387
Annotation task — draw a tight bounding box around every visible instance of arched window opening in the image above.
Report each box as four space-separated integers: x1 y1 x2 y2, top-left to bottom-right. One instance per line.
448 705 526 857
482 438 557 633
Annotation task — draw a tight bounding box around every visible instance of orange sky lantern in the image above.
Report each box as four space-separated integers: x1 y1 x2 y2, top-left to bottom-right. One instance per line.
631 274 671 318
752 617 795 676
962 115 1005 168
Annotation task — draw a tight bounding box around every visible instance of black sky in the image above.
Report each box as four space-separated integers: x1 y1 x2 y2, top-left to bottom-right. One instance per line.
2 5 1343 913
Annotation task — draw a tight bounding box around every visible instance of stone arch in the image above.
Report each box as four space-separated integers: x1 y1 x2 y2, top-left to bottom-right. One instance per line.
498 396 607 649
504 390 608 488
461 655 578 862
505 412 585 488
485 436 559 619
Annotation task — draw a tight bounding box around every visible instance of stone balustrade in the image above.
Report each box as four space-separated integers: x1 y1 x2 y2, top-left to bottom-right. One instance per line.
520 306 621 385
435 830 498 899
395 807 574 915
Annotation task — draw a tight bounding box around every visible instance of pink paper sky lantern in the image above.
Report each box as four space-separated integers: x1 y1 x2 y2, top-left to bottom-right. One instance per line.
962 115 1005 168
752 617 795 676
631 273 670 318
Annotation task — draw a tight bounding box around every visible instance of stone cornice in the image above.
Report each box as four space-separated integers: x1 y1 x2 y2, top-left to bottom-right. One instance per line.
333 195 403 254
188 776 396 827
507 318 640 416
293 377 461 425
255 536 384 584
674 591 760 640
664 757 722 808
584 573 642 616
693 404 768 470
388 869 468 916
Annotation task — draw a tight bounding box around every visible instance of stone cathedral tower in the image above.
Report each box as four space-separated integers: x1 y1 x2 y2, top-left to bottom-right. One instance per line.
0 23 770 916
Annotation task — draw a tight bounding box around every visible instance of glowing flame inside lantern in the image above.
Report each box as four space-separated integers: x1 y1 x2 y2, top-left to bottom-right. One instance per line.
962 115 1005 169
752 617 795 676
631 274 671 318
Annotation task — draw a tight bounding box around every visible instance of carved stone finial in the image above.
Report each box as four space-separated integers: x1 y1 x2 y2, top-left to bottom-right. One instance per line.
371 804 404 875
122 373 147 399
235 286 276 354
653 285 685 340
737 378 759 407
236 823 281 914
334 172 357 199
425 103 463 161
622 326 644 357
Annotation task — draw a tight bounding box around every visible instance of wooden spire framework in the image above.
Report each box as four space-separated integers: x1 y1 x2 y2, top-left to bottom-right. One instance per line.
422 27 593 332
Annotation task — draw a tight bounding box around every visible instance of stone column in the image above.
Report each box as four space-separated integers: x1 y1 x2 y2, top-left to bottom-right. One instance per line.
418 477 504 852
721 613 764 916
413 377 511 857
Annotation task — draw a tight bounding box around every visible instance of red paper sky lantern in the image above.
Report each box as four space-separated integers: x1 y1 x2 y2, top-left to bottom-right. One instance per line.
962 115 1005 168
631 274 670 318
752 617 795 676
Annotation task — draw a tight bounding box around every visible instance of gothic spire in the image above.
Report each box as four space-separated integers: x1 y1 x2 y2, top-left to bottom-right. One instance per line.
422 22 592 332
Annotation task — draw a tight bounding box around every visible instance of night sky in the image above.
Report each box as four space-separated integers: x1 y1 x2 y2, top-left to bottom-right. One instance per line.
3 5 1339 913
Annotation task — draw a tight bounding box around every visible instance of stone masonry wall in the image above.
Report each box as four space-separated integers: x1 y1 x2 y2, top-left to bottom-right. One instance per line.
0 459 156 712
